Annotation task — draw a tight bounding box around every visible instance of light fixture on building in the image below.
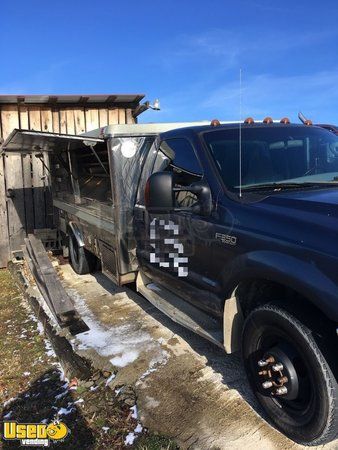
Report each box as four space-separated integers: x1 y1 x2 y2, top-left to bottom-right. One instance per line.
133 99 161 118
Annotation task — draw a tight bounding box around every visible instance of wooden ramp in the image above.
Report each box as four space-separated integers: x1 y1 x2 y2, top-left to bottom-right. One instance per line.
23 234 88 334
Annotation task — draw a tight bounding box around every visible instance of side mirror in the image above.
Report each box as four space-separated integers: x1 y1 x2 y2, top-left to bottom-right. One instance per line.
145 171 212 216
145 171 175 212
185 180 212 216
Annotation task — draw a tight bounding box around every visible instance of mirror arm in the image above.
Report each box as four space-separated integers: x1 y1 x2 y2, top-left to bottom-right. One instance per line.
172 206 200 213
173 186 203 194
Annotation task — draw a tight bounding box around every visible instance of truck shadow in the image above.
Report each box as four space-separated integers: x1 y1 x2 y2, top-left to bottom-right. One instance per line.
1 368 95 449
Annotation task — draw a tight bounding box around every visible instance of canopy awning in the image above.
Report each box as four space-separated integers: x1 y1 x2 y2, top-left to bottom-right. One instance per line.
1 129 104 154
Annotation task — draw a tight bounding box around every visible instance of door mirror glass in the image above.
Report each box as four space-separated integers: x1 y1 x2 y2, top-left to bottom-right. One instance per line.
145 171 212 216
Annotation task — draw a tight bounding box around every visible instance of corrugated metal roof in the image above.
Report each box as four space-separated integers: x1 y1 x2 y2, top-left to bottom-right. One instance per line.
0 94 145 105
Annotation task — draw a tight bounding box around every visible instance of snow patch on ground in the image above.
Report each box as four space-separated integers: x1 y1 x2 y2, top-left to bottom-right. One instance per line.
137 351 169 382
44 340 56 357
68 289 168 373
124 432 136 445
124 418 143 446
3 397 17 407
105 373 116 385
134 423 143 433
130 405 138 419
57 406 74 416
110 350 139 367
55 391 68 400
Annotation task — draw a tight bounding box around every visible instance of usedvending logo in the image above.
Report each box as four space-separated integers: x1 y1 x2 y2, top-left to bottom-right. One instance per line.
2 420 69 447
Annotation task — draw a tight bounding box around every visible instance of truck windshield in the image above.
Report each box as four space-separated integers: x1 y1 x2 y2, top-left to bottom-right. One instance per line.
203 126 338 192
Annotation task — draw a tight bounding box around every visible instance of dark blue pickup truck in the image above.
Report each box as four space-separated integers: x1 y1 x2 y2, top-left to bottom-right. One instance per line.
141 121 338 446
4 119 337 445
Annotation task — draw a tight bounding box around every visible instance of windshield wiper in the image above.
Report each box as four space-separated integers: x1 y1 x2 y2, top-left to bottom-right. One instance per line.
241 181 338 192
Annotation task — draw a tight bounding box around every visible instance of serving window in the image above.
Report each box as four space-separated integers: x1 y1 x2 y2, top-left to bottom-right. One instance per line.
74 142 112 204
51 141 113 211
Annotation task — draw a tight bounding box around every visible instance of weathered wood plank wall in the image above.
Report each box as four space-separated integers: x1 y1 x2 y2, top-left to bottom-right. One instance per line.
0 104 135 267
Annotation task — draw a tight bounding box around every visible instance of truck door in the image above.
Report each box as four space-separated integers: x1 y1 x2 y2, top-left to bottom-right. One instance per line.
135 137 215 312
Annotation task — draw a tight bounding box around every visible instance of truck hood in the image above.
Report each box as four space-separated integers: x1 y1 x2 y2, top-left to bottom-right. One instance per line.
262 187 338 217
252 187 338 258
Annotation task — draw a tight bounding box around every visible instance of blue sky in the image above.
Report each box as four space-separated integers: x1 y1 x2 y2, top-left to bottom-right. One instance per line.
1 0 338 124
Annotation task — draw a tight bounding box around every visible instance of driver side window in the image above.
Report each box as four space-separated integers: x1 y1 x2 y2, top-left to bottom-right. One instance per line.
159 138 203 207
160 138 203 179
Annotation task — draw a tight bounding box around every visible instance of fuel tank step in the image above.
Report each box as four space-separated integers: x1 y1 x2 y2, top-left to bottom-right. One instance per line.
136 272 223 348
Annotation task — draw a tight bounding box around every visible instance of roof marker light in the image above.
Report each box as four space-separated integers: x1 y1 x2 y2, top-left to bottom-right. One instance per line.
263 117 273 124
244 117 255 124
210 119 220 126
280 117 290 124
304 119 313 126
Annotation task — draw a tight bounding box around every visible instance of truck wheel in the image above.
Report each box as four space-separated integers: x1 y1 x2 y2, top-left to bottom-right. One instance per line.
69 233 96 275
242 304 338 445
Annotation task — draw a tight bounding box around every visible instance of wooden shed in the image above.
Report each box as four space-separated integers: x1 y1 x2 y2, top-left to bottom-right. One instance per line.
0 94 144 267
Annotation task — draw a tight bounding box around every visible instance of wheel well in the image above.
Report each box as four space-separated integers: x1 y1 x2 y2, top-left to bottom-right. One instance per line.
236 279 286 317
235 278 338 379
236 278 329 326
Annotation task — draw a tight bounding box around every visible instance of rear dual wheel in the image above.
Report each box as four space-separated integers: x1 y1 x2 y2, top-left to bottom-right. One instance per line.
69 232 96 275
242 304 338 445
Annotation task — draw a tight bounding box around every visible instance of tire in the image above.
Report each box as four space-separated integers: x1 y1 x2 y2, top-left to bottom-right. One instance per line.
242 304 338 445
69 232 96 275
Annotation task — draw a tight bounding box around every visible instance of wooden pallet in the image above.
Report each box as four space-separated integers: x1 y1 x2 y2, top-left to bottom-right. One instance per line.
23 233 87 333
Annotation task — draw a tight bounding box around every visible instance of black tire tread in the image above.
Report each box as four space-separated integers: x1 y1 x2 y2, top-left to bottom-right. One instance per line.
69 234 96 275
243 303 338 446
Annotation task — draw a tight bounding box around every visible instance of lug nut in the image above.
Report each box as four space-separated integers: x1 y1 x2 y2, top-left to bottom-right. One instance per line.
258 359 268 367
278 376 288 384
262 381 273 389
258 356 275 367
276 386 288 395
259 370 268 376
272 363 284 372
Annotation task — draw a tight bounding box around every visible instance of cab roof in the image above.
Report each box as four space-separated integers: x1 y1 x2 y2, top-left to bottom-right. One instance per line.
158 122 318 139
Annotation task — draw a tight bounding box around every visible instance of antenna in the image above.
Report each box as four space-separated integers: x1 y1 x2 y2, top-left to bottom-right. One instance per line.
239 68 242 198
298 111 313 126
298 111 307 124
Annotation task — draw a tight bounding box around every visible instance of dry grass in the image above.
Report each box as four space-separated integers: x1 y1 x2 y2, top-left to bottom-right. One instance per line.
0 269 177 449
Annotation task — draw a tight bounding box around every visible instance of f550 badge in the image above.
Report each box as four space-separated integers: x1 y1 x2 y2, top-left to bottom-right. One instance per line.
2 420 69 447
215 232 237 246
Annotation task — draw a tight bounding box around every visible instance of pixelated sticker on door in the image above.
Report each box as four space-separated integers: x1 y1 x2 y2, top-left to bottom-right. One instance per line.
149 218 188 277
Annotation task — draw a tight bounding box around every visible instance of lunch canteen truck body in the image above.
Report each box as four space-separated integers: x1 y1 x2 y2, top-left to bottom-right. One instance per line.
2 120 338 445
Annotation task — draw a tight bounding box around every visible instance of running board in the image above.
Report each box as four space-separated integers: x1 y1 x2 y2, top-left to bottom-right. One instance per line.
136 272 224 349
